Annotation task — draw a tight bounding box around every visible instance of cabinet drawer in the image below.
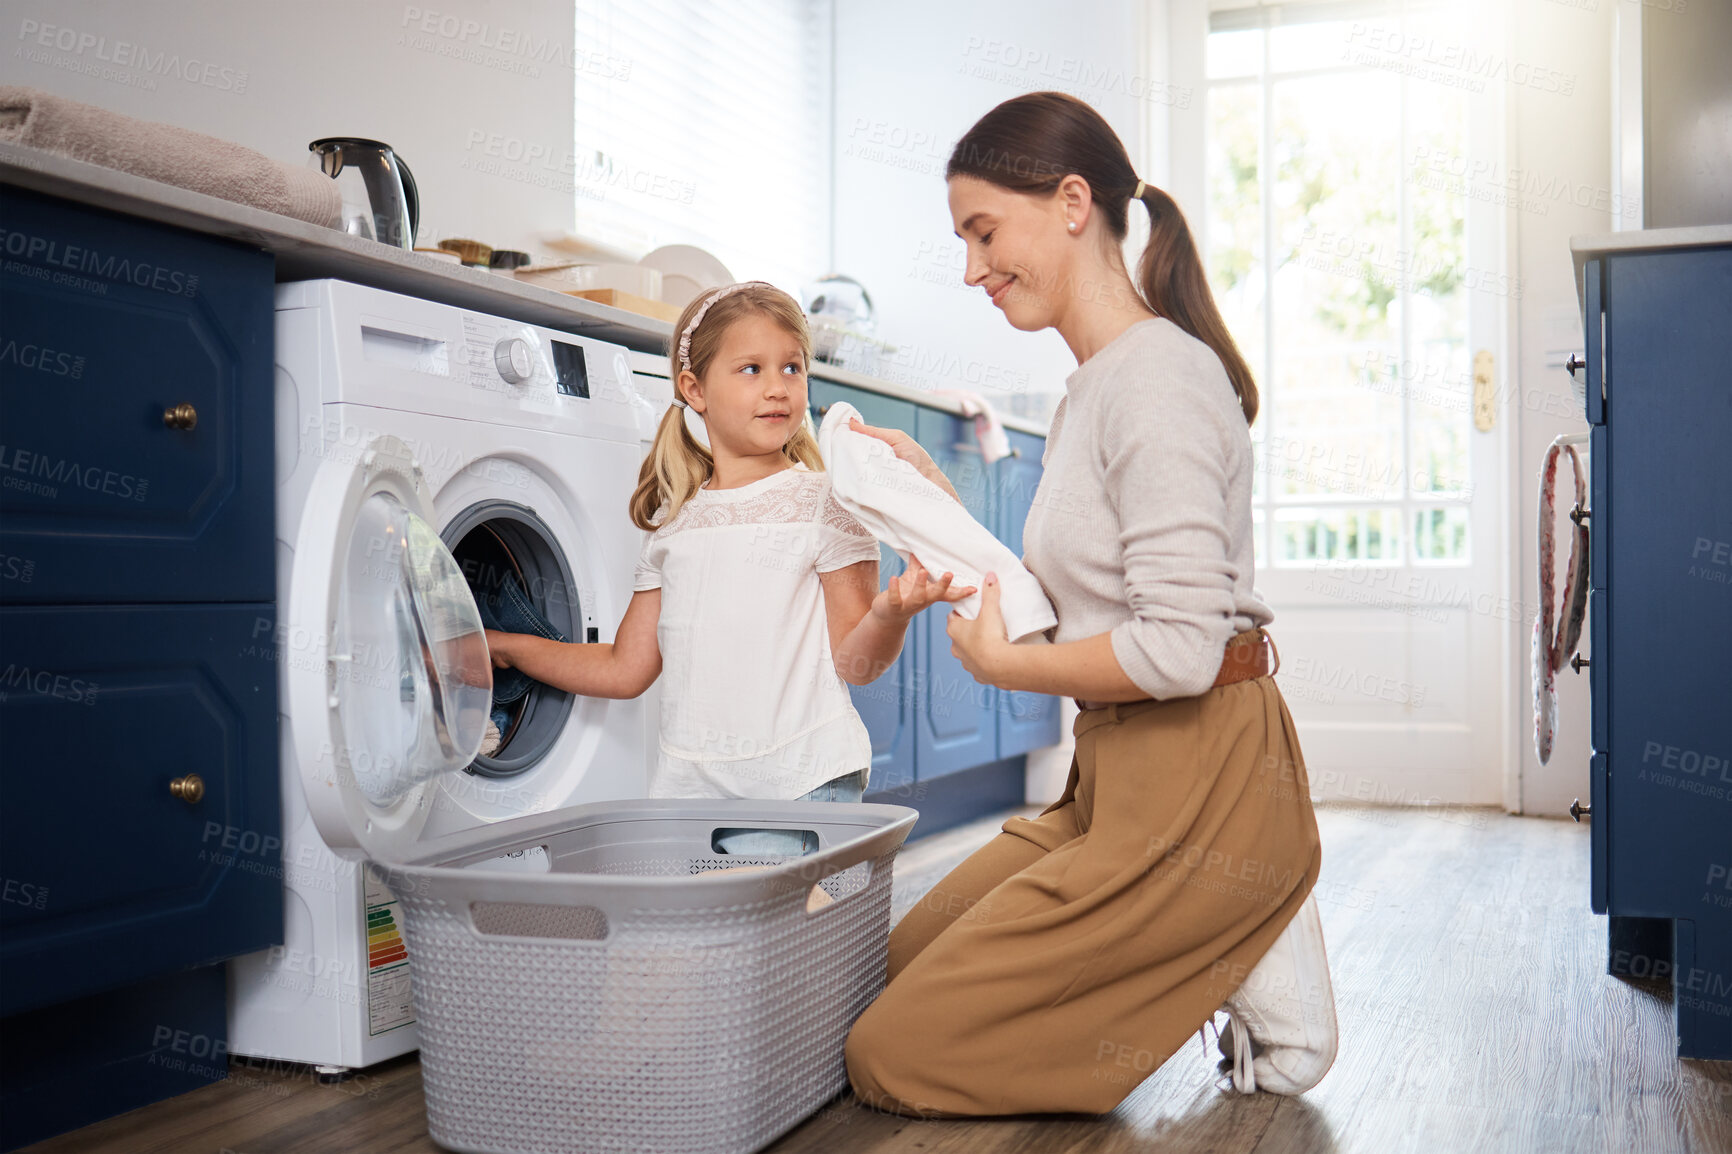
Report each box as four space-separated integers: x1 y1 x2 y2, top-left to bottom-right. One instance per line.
0 603 281 1014
0 187 274 605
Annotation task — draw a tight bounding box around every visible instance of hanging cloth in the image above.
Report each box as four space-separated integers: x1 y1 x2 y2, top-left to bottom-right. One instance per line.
1532 440 1589 764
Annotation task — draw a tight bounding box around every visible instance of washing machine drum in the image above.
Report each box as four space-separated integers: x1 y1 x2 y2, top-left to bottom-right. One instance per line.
445 505 579 778
471 564 568 704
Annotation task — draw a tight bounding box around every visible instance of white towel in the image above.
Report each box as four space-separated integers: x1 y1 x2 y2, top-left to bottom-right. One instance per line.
818 401 1056 644
930 388 1012 465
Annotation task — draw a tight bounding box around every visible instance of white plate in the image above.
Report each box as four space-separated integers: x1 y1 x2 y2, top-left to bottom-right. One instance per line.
639 244 734 307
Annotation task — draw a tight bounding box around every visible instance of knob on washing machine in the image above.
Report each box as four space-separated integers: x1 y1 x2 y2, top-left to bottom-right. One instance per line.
494 337 533 383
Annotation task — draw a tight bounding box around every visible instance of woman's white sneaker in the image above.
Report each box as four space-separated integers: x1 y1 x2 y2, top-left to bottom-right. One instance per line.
1213 891 1338 1095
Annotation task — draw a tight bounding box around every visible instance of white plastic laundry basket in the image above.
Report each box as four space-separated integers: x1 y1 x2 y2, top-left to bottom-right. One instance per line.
376 799 919 1154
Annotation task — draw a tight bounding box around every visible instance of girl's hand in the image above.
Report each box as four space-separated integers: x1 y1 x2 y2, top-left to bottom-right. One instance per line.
946 573 1018 687
873 554 977 624
483 629 514 670
848 416 963 504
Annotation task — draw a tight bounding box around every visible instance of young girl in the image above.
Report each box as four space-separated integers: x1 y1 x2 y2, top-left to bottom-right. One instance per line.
484 281 972 840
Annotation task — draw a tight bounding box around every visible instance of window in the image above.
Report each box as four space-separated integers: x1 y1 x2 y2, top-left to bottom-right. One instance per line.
572 1 831 288
1205 0 1478 568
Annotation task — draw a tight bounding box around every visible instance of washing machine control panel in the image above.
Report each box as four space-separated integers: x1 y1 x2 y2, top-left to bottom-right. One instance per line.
281 279 646 441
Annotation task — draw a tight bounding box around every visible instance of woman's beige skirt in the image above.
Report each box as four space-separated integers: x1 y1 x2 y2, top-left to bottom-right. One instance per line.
845 673 1321 1116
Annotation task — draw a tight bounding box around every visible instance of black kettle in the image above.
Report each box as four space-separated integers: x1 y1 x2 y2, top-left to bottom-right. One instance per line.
309 138 420 250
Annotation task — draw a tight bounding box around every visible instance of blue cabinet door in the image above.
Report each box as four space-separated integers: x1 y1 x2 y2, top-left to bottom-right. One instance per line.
1601 245 1732 1055
912 406 997 778
994 428 1062 757
0 187 274 605
0 603 282 1015
1602 247 1732 918
809 379 917 791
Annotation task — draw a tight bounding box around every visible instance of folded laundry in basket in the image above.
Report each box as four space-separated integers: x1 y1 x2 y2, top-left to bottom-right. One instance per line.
0 85 342 228
818 401 1057 644
475 571 568 704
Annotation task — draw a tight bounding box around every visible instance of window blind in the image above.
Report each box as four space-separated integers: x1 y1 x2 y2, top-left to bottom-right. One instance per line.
571 1 831 290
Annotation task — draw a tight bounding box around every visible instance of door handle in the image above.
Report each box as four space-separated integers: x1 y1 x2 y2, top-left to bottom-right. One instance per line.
163 403 198 430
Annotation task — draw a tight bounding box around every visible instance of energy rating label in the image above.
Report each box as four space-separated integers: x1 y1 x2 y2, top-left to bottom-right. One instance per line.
363 872 414 1036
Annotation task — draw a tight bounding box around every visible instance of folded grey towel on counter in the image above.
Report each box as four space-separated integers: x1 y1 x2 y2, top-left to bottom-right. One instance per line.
0 85 341 228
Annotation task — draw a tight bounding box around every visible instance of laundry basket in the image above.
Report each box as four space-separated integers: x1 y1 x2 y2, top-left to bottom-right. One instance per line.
376 799 919 1154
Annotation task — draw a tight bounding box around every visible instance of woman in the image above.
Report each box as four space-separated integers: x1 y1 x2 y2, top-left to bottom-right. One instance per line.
843 91 1337 1116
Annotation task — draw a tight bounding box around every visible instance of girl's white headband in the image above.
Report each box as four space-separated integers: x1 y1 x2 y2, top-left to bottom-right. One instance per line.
675 280 777 386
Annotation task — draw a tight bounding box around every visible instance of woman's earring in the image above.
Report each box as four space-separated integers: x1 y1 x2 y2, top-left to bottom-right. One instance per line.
1067 220 1077 232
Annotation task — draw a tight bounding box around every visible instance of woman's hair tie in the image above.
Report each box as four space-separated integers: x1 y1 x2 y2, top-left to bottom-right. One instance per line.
1133 179 1145 200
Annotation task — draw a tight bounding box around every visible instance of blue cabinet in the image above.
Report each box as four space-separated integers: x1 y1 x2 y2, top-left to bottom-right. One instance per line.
1581 240 1732 1059
809 379 918 792
994 427 1062 758
0 186 282 1143
0 604 281 1014
913 406 999 779
808 379 1059 797
0 188 276 605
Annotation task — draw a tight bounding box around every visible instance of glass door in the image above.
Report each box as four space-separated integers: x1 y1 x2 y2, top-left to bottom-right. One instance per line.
1192 0 1509 805
288 435 493 859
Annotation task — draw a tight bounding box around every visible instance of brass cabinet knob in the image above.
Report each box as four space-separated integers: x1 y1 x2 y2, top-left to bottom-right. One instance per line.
163 403 198 430
1569 798 1590 823
169 773 205 804
1571 653 1590 674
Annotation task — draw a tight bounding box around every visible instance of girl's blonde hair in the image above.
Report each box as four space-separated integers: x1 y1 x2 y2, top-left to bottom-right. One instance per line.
629 282 825 530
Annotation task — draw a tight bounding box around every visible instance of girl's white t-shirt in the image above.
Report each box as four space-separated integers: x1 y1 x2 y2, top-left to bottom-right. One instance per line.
633 462 882 800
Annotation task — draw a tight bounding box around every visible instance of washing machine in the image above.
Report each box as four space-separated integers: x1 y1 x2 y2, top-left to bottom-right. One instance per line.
227 279 661 1075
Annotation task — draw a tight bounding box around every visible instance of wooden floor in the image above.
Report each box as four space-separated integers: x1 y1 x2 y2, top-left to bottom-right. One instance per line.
24 805 1732 1154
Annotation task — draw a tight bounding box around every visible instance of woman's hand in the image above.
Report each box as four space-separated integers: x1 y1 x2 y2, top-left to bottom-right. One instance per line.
946 573 1020 688
872 554 977 624
848 416 963 504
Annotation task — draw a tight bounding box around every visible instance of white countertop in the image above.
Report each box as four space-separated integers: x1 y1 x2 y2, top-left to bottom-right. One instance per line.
1570 223 1732 315
0 141 1050 437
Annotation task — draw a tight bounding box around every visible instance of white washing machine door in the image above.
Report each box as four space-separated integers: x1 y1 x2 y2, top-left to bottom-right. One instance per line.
288 434 492 861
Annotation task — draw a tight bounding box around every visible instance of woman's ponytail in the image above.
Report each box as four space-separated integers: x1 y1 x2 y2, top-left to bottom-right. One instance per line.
1136 186 1259 425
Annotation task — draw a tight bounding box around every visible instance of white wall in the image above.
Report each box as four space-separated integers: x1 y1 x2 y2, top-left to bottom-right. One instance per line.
830 0 1158 422
1506 0 1617 816
3 0 577 259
